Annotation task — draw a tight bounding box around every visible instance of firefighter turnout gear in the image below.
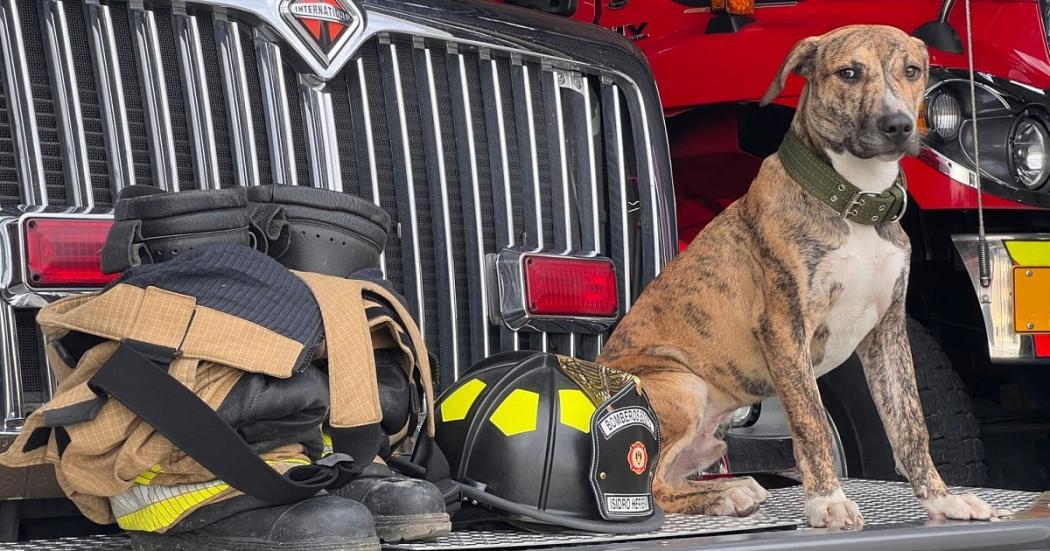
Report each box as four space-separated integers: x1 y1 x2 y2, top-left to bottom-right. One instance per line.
0 184 445 548
434 351 666 533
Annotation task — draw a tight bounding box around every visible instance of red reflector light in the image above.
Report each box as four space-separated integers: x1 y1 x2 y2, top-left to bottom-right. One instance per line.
1036 334 1050 358
24 218 117 288
523 256 618 317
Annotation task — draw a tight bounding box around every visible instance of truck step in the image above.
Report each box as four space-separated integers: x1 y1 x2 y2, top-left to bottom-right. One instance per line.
0 479 1039 550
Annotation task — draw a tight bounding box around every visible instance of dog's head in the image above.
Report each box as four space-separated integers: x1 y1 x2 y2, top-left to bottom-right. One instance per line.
762 25 929 160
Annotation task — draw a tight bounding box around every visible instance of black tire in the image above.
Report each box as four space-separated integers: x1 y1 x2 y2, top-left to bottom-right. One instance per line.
818 318 986 486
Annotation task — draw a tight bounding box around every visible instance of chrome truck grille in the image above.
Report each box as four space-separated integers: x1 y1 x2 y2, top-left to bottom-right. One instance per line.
0 0 674 432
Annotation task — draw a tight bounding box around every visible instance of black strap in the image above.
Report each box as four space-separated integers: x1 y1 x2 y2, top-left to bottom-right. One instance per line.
89 339 358 505
390 433 461 515
328 424 383 469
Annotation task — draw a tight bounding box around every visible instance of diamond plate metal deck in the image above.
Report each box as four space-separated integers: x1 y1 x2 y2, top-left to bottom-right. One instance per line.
0 479 1039 550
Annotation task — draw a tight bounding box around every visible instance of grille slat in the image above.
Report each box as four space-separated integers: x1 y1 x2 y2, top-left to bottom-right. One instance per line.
0 11 662 403
300 74 342 191
0 0 45 204
254 34 297 186
479 53 519 353
107 1 150 196
130 6 179 190
84 1 133 199
214 16 259 187
414 44 461 383
40 0 91 206
379 38 426 339
603 84 634 311
448 48 491 363
509 60 549 352
174 12 220 189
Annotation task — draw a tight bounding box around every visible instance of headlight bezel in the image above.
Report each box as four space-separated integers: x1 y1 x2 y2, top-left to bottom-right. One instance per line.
920 68 1050 207
1009 114 1050 190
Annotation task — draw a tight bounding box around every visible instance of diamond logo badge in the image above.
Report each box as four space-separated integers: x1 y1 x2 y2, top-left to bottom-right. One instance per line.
282 0 362 67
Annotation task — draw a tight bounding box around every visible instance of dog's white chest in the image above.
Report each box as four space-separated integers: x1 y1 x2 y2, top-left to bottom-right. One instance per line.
813 225 906 377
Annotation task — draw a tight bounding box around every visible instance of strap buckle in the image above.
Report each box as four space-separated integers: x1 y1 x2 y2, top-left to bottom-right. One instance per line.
842 190 883 220
842 178 908 223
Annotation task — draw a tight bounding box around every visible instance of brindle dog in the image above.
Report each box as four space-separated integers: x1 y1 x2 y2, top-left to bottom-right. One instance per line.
598 25 997 528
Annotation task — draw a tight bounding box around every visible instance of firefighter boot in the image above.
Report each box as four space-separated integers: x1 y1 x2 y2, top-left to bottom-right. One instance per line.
101 185 254 273
129 494 379 551
247 184 391 277
332 462 451 542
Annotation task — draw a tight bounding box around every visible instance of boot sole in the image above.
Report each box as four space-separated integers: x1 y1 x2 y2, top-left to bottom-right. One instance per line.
375 512 451 542
130 532 380 551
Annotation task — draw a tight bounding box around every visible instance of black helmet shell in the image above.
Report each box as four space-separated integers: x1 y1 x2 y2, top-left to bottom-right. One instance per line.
434 352 663 532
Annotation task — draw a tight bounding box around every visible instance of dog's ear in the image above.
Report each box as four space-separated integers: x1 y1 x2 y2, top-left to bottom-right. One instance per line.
760 36 819 106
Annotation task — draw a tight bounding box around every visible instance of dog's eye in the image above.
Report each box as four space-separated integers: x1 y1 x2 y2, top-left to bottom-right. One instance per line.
837 68 858 81
905 65 921 79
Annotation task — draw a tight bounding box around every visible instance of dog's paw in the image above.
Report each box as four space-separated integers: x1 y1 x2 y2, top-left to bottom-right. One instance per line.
805 490 864 529
923 493 998 521
703 485 765 517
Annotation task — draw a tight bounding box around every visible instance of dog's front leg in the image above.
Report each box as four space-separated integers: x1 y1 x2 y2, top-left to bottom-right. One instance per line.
756 309 863 529
856 272 997 521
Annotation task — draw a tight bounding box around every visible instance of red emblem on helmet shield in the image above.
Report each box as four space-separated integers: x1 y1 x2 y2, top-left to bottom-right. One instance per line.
283 0 361 63
627 441 648 475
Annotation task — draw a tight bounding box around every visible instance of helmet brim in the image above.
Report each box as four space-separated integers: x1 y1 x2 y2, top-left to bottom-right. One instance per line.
459 482 666 534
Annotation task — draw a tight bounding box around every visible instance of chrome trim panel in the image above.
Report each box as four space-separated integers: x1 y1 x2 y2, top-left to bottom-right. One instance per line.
255 33 297 186
952 233 1050 363
299 76 343 191
0 0 46 204
131 5 179 191
494 248 619 334
214 16 259 187
86 1 135 195
41 0 91 206
175 11 221 189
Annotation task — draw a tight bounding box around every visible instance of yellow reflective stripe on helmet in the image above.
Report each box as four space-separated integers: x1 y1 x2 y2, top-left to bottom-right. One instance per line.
440 379 487 422
489 389 539 437
558 389 596 434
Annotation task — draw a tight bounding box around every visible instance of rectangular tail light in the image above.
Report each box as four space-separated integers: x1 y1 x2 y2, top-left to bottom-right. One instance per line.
493 250 621 333
523 255 618 317
24 217 117 288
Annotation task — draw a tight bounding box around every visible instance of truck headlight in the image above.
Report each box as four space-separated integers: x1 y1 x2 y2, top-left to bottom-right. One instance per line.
927 90 962 139
1011 117 1050 189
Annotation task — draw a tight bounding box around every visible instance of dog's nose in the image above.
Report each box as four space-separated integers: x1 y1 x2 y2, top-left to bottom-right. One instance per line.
878 113 914 143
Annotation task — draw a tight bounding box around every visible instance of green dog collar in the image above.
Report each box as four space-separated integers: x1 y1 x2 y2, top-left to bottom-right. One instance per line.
778 131 907 225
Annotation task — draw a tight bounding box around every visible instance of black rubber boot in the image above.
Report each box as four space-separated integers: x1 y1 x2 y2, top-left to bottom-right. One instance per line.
129 494 379 551
331 462 451 542
101 185 253 274
247 184 391 277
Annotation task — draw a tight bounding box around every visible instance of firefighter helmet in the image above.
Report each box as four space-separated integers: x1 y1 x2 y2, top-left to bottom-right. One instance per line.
434 351 664 533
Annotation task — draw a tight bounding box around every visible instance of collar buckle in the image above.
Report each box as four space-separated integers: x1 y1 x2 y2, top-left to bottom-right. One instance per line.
842 190 883 220
842 179 908 223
